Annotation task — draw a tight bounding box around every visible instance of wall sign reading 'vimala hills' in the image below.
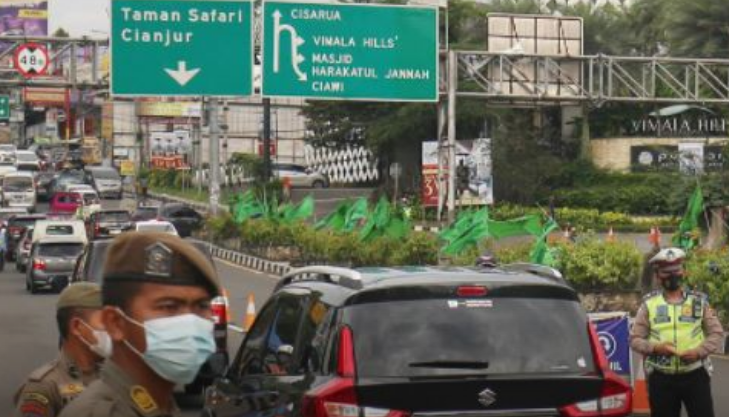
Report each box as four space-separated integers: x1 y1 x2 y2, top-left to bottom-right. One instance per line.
628 116 729 137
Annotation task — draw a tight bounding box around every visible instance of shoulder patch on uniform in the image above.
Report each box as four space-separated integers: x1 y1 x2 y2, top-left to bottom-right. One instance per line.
18 392 50 417
130 385 158 413
28 362 56 382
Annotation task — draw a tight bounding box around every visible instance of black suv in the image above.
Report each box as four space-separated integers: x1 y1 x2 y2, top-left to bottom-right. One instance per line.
204 265 632 417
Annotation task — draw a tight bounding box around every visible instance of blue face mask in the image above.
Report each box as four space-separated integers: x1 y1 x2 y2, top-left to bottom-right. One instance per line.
119 310 215 384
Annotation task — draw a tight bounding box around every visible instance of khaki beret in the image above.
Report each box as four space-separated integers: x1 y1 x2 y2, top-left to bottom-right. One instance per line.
102 232 220 296
57 282 102 310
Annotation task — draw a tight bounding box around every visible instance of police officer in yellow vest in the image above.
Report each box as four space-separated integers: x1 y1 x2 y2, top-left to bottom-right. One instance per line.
630 247 724 417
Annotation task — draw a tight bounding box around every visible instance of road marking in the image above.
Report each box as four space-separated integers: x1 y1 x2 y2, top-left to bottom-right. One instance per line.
214 257 281 281
228 324 246 334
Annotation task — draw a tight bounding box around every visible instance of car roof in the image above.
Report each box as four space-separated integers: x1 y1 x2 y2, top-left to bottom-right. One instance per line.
4 171 34 178
37 237 86 245
35 219 84 226
278 264 572 299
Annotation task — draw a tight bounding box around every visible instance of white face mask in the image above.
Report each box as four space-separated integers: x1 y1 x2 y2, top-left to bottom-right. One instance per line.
118 309 215 384
78 320 113 359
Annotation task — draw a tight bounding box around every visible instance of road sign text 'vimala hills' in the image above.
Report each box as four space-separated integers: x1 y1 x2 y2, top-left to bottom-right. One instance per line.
262 2 438 102
111 0 253 96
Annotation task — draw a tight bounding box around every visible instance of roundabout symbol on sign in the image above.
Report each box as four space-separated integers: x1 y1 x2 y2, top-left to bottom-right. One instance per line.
14 43 49 78
598 331 617 358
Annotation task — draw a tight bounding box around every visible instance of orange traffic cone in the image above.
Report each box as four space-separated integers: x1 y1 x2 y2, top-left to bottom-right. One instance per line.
648 226 662 248
244 293 257 331
606 227 617 243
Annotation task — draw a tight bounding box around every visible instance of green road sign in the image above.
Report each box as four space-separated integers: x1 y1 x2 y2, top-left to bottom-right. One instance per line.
111 0 253 96
0 96 8 120
262 2 438 102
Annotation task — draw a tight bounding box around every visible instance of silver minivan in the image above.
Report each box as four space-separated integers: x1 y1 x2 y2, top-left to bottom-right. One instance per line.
87 167 122 199
2 172 36 212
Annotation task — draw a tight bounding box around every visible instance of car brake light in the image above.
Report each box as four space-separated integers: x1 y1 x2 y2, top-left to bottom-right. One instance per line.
32 259 46 270
211 295 228 326
456 286 488 297
559 324 632 417
301 328 410 417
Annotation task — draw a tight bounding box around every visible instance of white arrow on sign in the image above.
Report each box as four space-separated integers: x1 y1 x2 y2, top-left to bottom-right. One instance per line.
164 61 201 87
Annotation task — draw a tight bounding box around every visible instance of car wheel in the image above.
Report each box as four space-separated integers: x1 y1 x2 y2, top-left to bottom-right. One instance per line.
312 180 326 188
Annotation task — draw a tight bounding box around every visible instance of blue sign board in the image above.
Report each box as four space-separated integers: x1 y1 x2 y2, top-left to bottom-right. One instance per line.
593 315 632 376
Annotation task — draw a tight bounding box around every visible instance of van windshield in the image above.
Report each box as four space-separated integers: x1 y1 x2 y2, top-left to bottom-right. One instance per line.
3 177 32 192
91 169 120 180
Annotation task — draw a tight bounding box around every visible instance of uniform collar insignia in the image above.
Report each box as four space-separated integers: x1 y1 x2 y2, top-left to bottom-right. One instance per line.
145 242 173 277
130 385 158 414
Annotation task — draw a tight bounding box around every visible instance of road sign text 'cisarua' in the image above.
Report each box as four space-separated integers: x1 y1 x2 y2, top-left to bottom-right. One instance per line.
111 0 253 96
262 2 438 102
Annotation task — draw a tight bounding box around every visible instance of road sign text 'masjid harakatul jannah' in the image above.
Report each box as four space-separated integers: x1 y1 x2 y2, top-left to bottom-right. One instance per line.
111 0 253 96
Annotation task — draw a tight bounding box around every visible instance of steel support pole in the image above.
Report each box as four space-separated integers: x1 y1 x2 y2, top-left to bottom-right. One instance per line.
436 100 446 222
447 50 457 222
262 98 272 182
209 98 221 216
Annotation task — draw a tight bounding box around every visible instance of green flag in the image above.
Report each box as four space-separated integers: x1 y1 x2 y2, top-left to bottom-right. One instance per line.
280 196 315 223
230 191 263 224
530 219 558 266
673 184 704 250
315 200 351 231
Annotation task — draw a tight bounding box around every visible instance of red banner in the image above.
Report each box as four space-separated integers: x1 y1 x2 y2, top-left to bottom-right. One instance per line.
150 156 189 170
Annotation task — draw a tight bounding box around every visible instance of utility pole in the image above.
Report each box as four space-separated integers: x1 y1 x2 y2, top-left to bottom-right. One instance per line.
447 50 457 223
262 97 272 182
209 98 221 216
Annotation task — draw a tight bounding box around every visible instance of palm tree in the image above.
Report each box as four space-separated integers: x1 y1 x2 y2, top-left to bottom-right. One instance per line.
667 0 729 58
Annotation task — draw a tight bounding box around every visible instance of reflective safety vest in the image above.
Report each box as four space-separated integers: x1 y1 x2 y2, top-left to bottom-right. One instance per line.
644 291 706 374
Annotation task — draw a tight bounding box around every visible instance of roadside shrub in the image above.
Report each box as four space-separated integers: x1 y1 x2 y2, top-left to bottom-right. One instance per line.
391 233 439 265
685 248 729 323
556 238 643 291
206 212 238 242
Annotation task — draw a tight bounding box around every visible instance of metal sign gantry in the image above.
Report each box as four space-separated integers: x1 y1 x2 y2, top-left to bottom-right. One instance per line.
437 51 729 221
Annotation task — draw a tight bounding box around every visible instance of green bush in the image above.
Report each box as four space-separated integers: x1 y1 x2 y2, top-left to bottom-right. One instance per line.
206 213 239 242
685 249 729 323
556 238 643 291
391 233 439 265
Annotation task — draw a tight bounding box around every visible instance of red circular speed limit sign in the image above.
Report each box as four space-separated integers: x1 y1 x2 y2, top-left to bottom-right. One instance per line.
14 42 49 78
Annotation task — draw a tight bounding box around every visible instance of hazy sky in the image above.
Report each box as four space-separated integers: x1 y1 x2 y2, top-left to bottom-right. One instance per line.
49 0 109 37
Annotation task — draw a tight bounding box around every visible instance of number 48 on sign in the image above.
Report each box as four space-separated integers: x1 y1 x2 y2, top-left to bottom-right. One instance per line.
14 43 50 78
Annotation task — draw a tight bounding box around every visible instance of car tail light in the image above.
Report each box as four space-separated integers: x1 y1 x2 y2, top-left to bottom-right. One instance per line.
301 327 410 417
32 259 46 270
456 285 488 297
211 295 228 327
559 324 632 417
8 226 21 236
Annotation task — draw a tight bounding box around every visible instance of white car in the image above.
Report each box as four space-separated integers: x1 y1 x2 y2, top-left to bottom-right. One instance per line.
14 151 40 172
32 220 88 245
75 190 101 219
134 220 179 236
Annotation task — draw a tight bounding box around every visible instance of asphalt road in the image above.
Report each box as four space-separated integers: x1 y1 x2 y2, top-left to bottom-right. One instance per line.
0 198 279 415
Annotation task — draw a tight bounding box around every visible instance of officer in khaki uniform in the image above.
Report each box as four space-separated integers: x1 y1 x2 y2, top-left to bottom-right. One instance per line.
59 232 220 417
630 248 724 417
14 282 109 417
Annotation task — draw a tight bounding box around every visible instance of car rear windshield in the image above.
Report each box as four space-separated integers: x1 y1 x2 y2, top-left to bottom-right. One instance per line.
3 177 32 191
9 217 41 228
45 225 74 235
99 212 130 222
137 223 175 233
16 153 37 162
344 297 594 377
38 243 84 257
92 170 120 180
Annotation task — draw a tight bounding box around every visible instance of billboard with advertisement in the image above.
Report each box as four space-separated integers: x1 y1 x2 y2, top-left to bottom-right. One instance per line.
0 1 47 37
631 144 726 173
149 131 192 170
421 139 494 207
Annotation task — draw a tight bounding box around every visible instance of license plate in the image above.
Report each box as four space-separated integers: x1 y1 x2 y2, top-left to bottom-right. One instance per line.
110 230 121 235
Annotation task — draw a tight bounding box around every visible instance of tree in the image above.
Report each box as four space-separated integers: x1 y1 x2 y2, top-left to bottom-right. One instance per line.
53 27 70 38
666 0 729 58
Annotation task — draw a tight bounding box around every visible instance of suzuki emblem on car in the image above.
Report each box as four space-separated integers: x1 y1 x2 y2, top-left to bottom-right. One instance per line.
478 388 497 407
